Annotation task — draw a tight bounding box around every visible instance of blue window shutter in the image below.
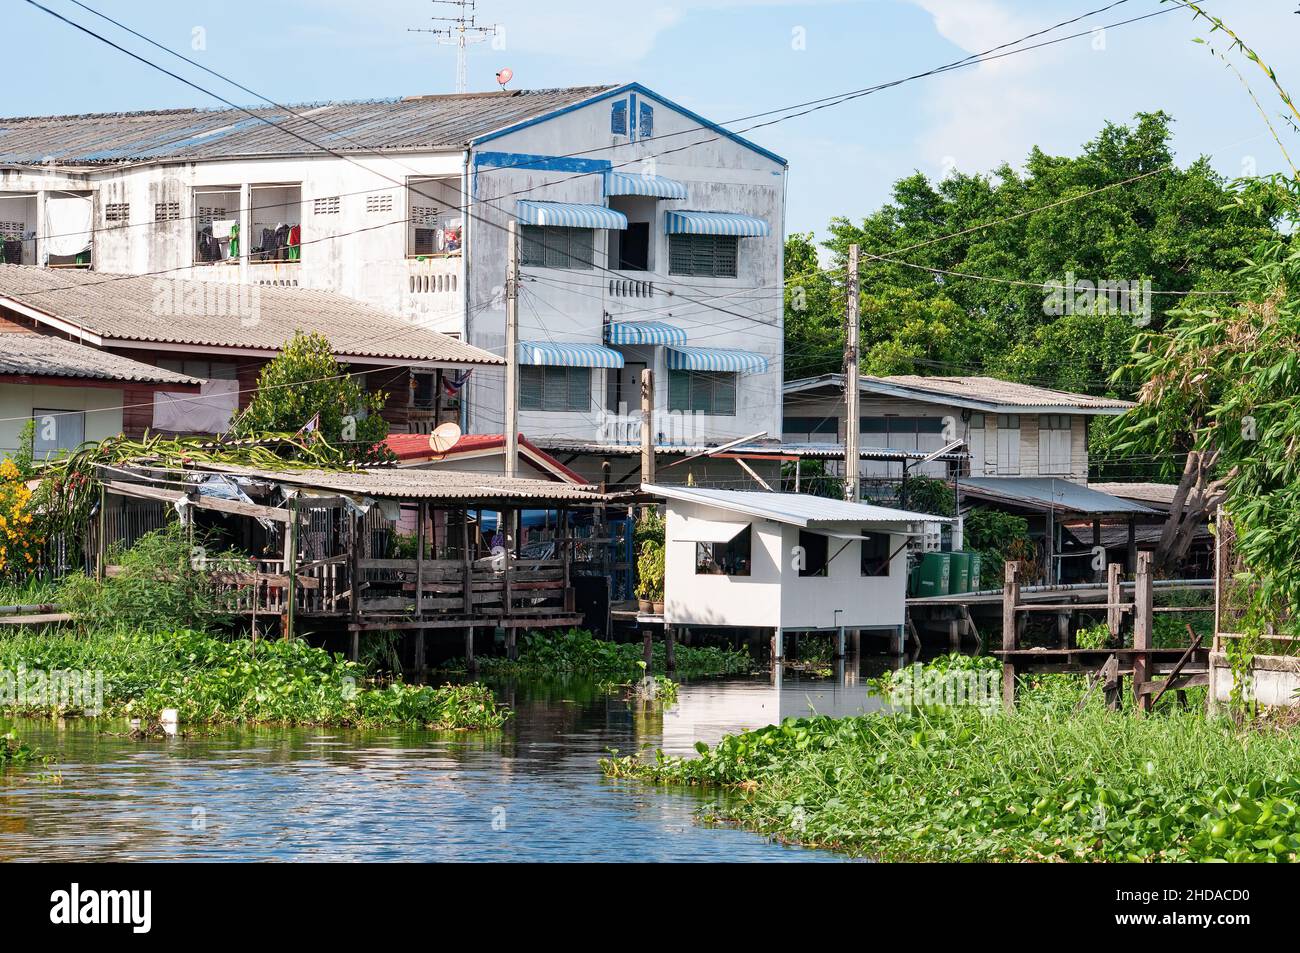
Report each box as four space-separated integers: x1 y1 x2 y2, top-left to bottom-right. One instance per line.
639 103 654 138
611 100 628 135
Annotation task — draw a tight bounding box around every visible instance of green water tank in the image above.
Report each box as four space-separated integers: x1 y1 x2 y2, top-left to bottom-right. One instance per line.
911 551 951 598
968 552 983 591
949 552 972 595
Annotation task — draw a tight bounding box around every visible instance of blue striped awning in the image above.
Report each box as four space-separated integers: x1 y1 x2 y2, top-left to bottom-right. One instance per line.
665 210 771 237
605 321 688 346
516 200 627 229
518 341 625 368
606 171 689 200
667 346 769 374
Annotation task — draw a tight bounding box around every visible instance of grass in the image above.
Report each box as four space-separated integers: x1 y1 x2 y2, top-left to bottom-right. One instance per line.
0 626 507 730
602 658 1300 861
448 627 753 680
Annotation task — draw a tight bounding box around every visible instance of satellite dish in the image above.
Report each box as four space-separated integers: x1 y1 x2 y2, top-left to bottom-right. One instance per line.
496 68 513 88
429 422 462 454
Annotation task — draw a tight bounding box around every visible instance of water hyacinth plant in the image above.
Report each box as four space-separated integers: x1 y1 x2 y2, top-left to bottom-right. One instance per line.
603 658 1300 861
0 626 506 730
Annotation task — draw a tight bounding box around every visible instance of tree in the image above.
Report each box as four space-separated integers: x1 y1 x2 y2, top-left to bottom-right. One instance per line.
1114 176 1299 609
784 113 1277 479
231 332 390 457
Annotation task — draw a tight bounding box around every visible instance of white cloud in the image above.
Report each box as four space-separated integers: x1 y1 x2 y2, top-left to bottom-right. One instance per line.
908 0 1057 177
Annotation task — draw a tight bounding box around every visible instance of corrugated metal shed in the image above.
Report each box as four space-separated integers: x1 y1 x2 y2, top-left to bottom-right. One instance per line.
960 477 1158 515
0 88 615 165
535 439 967 463
189 462 607 504
0 265 503 365
0 332 200 385
785 373 1134 414
644 483 951 526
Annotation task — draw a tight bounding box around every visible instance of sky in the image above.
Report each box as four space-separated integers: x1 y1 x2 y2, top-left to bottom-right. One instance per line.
9 0 1300 239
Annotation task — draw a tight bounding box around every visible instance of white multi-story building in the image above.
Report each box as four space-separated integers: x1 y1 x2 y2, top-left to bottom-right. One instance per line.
0 84 787 483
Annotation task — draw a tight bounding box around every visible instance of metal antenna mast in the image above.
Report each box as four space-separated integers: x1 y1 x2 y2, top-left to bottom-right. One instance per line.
409 0 498 94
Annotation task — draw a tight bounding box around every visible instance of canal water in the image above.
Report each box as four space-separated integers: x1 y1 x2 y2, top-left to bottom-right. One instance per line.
0 660 894 862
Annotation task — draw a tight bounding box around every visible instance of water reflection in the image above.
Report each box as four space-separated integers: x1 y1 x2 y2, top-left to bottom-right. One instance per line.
0 656 898 862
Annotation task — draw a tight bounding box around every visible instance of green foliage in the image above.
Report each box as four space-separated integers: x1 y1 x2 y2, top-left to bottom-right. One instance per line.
1113 176 1300 627
603 663 1300 861
899 476 954 516
964 509 1033 588
231 331 390 459
0 626 506 729
634 508 666 602
467 627 751 680
57 524 234 633
784 113 1274 484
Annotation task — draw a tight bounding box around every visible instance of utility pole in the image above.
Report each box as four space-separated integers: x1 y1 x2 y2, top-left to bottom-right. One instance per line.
843 243 860 502
409 0 498 94
504 218 519 478
640 369 655 486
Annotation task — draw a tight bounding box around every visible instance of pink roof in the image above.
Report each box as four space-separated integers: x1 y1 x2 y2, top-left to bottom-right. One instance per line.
381 433 586 485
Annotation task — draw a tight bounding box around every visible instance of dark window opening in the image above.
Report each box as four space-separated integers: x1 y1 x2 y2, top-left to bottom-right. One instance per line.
611 221 650 271
696 526 752 576
798 530 829 577
861 532 891 577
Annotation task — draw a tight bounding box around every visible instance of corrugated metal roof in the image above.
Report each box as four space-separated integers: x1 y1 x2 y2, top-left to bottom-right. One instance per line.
190 463 606 503
0 266 503 365
644 484 951 526
0 88 616 165
534 439 967 462
1087 482 1180 508
960 477 1158 515
0 332 201 385
785 373 1134 414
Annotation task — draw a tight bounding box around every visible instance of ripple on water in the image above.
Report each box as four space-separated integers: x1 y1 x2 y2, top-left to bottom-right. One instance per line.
0 667 893 861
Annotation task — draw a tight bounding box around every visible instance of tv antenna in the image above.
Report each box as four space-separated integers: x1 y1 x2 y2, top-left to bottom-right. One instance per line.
409 0 499 94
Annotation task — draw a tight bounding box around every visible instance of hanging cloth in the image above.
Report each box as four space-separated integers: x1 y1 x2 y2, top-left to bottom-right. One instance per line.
287 224 301 262
229 222 240 259
44 196 93 257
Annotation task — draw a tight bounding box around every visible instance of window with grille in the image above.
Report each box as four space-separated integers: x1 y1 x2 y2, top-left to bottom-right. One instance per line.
0 221 25 237
520 225 594 270
198 206 226 225
519 366 591 412
104 203 130 226
668 233 738 278
367 194 394 214
154 202 180 222
313 196 340 215
611 99 628 135
668 370 736 416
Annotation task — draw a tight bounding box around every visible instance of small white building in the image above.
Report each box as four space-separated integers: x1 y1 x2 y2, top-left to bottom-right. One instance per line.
646 484 949 655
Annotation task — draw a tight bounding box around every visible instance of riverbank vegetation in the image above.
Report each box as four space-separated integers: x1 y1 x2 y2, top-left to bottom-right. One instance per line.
0 626 506 730
1 526 506 730
456 627 752 680
602 661 1300 861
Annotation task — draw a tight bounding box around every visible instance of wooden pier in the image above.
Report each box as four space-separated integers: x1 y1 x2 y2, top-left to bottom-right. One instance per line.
98 462 612 669
996 553 1209 710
